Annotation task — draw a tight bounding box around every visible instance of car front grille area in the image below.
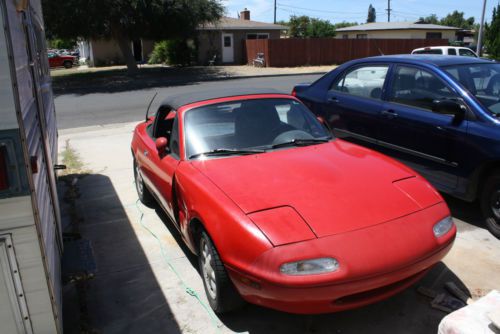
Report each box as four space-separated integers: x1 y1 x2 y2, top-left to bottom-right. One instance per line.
332 271 423 306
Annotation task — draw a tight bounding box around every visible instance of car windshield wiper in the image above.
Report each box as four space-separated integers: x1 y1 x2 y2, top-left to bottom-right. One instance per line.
271 138 331 149
189 148 265 159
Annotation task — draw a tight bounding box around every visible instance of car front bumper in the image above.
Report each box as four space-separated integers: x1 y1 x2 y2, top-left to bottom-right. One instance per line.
226 202 456 314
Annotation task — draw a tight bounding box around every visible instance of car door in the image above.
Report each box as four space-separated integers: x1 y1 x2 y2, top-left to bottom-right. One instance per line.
139 111 181 220
47 53 57 67
323 64 390 146
377 64 467 191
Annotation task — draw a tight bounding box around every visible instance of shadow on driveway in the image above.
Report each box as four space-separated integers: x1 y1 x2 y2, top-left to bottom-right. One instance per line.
60 173 182 334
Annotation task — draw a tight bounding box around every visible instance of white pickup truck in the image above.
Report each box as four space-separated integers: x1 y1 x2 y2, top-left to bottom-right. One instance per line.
412 46 478 57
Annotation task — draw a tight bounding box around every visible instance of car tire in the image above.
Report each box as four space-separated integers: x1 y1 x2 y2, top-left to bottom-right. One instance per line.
198 231 244 313
63 61 73 69
480 172 500 238
133 158 154 206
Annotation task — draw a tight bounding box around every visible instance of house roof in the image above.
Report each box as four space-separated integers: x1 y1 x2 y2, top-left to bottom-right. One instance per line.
198 17 288 31
336 22 460 32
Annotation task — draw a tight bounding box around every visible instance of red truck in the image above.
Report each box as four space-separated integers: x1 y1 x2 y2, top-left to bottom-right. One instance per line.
48 51 76 68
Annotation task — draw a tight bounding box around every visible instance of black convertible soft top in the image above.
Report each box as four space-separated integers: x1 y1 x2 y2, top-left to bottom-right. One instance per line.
159 88 288 110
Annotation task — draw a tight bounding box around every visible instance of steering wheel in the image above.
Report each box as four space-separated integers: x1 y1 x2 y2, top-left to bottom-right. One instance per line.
272 130 314 145
487 74 500 95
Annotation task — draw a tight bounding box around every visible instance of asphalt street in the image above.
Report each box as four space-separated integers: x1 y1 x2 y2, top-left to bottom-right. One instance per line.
54 74 321 130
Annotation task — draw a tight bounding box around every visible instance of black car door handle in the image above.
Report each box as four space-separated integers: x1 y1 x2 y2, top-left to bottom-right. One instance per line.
327 96 339 103
381 110 398 118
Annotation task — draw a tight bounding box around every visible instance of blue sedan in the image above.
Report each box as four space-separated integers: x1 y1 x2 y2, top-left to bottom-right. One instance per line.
293 55 500 238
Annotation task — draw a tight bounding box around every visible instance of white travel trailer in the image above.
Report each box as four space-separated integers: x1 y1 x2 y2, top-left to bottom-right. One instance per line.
0 0 62 333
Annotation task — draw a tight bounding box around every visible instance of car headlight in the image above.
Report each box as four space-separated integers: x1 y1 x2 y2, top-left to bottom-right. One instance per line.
280 257 339 276
433 216 454 237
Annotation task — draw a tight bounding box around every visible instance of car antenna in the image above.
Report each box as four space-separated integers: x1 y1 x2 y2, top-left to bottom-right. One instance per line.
145 92 158 122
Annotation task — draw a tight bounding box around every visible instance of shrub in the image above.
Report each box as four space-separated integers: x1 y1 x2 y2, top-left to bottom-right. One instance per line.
148 41 169 64
148 40 195 66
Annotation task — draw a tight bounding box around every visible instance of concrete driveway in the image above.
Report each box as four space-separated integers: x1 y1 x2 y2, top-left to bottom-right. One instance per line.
59 122 500 334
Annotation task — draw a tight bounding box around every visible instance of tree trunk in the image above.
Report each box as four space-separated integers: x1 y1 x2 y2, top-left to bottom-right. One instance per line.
112 25 138 74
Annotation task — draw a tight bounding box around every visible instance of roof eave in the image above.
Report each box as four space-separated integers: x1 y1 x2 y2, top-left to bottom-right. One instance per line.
197 26 288 31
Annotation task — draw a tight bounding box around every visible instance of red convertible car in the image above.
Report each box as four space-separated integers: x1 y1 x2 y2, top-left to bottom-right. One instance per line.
131 89 456 314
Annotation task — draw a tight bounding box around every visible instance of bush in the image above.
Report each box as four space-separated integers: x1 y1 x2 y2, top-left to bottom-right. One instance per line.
148 41 169 64
148 40 195 66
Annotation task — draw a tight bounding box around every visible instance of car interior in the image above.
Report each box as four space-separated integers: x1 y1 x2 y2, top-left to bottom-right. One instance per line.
147 107 180 155
390 68 455 110
183 99 326 157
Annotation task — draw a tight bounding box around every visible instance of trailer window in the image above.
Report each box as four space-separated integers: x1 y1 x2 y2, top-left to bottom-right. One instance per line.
0 146 9 191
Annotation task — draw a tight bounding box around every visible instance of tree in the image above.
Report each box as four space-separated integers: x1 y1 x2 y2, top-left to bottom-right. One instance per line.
289 15 311 38
440 10 475 29
486 4 500 60
307 19 336 37
334 21 358 29
288 16 336 38
417 14 439 24
367 4 376 23
47 38 77 50
42 0 223 73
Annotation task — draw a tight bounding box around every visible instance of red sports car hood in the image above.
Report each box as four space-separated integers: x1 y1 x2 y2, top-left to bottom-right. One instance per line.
191 140 442 238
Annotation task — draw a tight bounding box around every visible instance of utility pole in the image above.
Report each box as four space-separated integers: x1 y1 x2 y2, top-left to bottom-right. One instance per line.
274 0 277 24
477 0 487 57
386 0 392 22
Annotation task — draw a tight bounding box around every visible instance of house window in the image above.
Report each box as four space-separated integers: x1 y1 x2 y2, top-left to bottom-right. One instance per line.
224 36 232 47
246 33 270 40
426 32 442 39
342 34 348 39
356 34 368 39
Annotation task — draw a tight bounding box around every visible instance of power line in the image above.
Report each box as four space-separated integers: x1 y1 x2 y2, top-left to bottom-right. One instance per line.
277 7 366 21
277 3 366 14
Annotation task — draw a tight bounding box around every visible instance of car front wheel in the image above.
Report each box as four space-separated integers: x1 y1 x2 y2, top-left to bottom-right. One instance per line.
480 172 500 238
199 231 244 313
63 61 73 68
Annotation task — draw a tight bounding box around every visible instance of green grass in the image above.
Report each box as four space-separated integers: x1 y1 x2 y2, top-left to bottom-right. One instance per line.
60 140 87 175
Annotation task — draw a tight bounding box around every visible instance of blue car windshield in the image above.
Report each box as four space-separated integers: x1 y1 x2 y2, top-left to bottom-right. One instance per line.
183 98 331 159
443 63 500 116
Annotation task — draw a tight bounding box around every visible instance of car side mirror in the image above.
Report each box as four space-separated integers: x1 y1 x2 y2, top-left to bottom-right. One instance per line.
432 100 465 118
155 137 169 156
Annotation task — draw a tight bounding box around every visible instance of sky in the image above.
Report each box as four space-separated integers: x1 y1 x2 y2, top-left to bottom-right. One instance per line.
223 0 498 25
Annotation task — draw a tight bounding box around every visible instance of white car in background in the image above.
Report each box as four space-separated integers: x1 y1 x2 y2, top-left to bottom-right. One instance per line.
412 46 478 57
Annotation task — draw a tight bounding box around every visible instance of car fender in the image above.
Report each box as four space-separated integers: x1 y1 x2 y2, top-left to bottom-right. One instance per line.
174 161 273 268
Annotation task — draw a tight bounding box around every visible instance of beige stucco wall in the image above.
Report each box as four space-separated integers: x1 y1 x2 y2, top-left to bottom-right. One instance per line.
89 39 155 66
336 30 456 41
197 29 281 65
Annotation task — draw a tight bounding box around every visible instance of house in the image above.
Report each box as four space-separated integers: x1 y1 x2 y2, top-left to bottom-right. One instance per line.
79 9 286 67
336 22 459 42
78 39 154 67
197 9 288 65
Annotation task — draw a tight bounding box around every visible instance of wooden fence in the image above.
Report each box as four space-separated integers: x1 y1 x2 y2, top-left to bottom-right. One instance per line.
245 38 448 67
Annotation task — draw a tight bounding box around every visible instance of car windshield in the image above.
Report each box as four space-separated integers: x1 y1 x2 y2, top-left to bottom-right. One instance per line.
443 63 500 116
184 98 331 159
